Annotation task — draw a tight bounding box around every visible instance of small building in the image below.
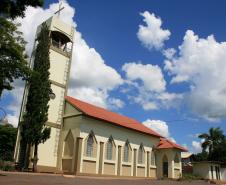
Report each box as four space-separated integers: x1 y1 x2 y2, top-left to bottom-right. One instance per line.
220 165 226 180
193 161 222 180
181 152 192 166
181 152 193 174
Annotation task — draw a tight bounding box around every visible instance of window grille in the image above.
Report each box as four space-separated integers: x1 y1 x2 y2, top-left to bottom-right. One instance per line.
86 135 94 157
106 138 113 160
151 151 156 166
138 145 144 164
123 142 129 162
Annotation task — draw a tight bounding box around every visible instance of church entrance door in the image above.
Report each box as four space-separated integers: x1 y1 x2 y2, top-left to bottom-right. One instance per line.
162 155 168 178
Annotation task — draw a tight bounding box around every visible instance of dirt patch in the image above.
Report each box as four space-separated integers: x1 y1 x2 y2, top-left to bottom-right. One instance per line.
0 171 211 185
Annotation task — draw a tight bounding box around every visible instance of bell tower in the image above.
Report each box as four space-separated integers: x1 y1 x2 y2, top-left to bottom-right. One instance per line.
14 15 75 171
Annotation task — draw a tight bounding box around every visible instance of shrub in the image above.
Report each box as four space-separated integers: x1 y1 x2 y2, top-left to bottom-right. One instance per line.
179 173 203 181
0 159 15 171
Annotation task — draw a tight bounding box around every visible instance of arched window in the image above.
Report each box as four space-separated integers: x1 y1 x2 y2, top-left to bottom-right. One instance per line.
174 153 179 163
123 141 130 162
86 134 94 157
63 130 74 157
138 144 145 164
174 153 180 167
106 137 113 160
151 151 156 166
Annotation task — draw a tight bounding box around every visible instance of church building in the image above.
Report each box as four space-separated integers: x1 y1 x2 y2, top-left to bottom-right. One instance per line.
14 15 187 179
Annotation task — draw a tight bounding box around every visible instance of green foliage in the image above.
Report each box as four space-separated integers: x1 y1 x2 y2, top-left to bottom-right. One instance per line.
0 124 17 161
22 23 51 145
194 127 226 163
179 173 203 181
21 23 51 170
209 138 226 162
199 127 225 154
0 159 15 171
0 0 44 19
192 151 208 162
0 17 30 97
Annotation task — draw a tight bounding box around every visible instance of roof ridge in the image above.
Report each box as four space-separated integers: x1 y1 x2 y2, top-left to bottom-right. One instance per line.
66 96 139 122
157 137 188 152
65 96 161 138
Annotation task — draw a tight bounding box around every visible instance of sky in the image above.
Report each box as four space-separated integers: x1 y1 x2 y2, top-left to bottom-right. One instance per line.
1 0 226 153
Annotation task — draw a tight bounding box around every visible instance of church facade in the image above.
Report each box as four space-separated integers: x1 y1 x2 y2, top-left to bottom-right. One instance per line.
58 96 187 178
14 16 187 179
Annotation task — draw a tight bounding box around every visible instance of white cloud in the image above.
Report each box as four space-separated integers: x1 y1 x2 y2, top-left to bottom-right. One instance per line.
192 141 202 153
122 62 182 110
122 62 166 92
1 80 25 127
137 11 171 50
7 114 19 127
142 119 176 143
163 48 176 59
68 30 123 108
164 30 226 119
5 1 123 127
68 87 108 108
142 119 170 138
68 87 124 110
143 102 158 110
108 98 124 110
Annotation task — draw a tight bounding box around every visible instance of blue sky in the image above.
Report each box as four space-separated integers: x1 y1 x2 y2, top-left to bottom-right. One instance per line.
1 0 226 153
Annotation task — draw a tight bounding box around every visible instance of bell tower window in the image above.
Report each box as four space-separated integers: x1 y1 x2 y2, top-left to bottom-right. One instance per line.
50 31 72 57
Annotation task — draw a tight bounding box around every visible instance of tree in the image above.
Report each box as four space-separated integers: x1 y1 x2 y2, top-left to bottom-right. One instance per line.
195 127 226 162
0 17 30 97
0 0 44 19
0 0 45 96
199 127 225 157
192 151 208 162
0 124 17 161
20 23 51 172
209 138 226 162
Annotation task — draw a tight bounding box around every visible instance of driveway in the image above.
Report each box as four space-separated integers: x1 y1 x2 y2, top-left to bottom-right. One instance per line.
0 171 211 185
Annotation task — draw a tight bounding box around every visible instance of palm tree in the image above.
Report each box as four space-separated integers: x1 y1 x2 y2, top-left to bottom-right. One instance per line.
199 127 225 157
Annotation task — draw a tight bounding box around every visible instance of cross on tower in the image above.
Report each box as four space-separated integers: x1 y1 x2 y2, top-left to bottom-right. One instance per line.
54 1 65 17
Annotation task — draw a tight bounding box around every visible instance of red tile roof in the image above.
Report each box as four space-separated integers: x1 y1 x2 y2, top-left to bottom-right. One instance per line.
157 138 188 152
65 96 161 138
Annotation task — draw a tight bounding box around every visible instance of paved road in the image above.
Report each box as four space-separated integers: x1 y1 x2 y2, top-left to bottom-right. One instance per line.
0 171 211 185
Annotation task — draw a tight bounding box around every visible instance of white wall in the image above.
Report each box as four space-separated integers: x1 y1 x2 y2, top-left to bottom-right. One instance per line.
193 163 210 179
221 167 226 180
193 163 222 180
79 116 160 176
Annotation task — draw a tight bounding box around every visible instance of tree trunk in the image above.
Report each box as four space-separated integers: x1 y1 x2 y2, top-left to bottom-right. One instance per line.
24 143 31 170
18 138 27 170
33 143 38 172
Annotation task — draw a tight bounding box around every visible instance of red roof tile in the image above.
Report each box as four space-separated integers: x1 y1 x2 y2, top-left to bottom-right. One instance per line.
157 138 188 152
65 96 161 138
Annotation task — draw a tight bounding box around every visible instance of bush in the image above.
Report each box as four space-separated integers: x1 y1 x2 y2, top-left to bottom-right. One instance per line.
0 159 15 171
179 173 203 181
0 124 17 161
